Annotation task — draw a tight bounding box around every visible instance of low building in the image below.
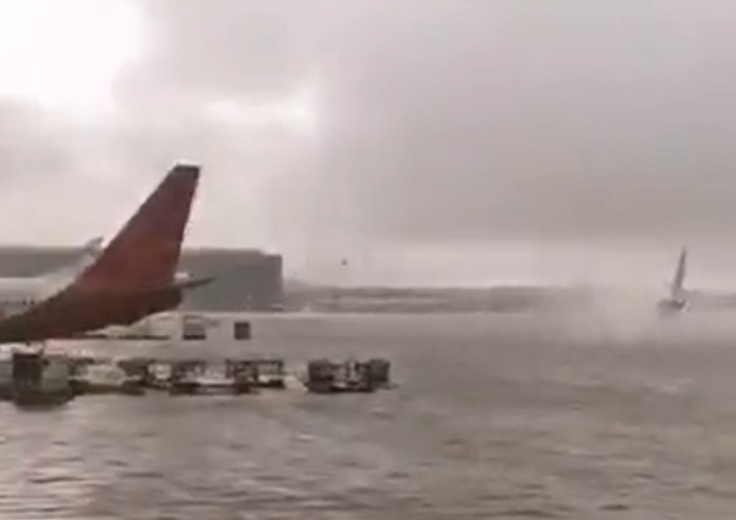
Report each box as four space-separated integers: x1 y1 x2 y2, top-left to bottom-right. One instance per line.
0 245 283 312
177 248 283 311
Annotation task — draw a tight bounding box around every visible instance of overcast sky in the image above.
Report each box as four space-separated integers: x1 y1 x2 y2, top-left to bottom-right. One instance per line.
0 0 735 285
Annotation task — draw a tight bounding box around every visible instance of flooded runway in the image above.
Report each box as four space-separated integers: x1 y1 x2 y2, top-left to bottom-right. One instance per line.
2 312 736 519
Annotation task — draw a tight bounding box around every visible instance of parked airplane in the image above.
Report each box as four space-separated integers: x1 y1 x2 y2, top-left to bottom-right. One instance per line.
0 162 212 344
0 236 105 306
657 247 736 316
37 236 103 281
0 236 102 287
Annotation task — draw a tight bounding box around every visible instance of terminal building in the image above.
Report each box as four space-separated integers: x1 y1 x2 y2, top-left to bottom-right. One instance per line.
0 245 283 312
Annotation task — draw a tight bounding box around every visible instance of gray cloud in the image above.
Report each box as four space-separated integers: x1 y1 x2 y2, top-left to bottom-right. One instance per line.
0 103 73 183
1 0 736 273
121 0 736 246
305 0 736 243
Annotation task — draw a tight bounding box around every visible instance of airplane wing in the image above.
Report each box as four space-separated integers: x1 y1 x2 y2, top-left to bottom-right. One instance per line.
682 290 736 310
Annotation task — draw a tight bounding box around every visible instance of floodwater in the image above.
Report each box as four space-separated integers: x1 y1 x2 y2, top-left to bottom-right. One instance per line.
2 311 736 518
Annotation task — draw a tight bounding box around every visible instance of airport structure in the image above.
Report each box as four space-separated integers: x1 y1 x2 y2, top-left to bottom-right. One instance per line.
0 245 283 312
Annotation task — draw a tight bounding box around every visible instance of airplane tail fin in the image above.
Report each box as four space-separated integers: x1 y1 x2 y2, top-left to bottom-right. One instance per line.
42 236 104 282
669 247 688 299
82 237 104 255
76 163 201 290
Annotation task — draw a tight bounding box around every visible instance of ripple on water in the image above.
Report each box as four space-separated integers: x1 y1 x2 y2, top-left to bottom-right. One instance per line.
1 314 736 518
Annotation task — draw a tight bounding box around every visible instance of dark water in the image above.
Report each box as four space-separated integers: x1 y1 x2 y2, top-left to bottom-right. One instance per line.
3 312 736 519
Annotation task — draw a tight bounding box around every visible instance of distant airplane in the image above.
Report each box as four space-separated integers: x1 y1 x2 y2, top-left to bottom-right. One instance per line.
41 236 104 283
657 247 736 316
0 237 106 317
657 247 688 315
0 236 104 294
0 163 213 344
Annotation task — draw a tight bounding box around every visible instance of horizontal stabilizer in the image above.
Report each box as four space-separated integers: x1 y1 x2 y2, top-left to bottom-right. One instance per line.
131 276 215 298
176 276 215 291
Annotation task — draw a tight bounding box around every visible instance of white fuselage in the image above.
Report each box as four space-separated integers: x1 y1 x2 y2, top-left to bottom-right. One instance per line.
0 239 102 319
0 234 189 321
0 277 49 318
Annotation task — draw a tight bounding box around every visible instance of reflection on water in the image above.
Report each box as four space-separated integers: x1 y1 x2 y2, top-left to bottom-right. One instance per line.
1 313 736 518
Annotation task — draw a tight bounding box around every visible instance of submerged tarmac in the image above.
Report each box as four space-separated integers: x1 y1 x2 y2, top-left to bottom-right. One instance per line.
1 312 736 518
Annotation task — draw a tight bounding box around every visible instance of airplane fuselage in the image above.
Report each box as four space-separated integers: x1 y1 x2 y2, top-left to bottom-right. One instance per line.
0 279 46 316
0 283 187 343
0 268 198 341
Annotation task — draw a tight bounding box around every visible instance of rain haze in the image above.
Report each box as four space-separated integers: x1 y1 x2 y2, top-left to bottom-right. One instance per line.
1 0 736 288
7 4 736 520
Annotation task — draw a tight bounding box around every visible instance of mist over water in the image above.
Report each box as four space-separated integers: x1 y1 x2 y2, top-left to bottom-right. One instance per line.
5 312 736 518
528 283 736 350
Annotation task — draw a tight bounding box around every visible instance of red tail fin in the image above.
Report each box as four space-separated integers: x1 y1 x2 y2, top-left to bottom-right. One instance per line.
77 163 201 290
